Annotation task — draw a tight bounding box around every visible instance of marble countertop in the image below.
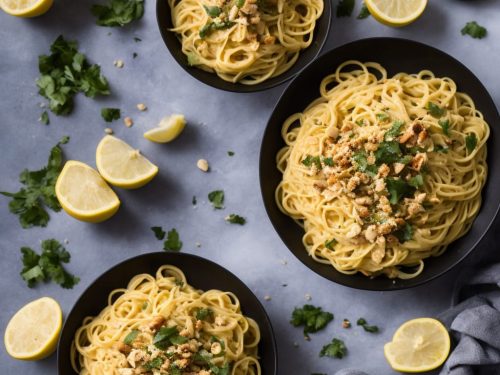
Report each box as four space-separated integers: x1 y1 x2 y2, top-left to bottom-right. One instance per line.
1 0 499 374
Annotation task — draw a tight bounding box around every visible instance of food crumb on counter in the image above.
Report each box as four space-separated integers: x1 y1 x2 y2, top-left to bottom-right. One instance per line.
264 295 271 301
195 242 201 248
197 159 209 172
113 59 124 68
293 342 299 347
137 103 147 111
280 259 288 265
105 128 113 134
342 319 351 329
124 117 133 128
304 293 312 301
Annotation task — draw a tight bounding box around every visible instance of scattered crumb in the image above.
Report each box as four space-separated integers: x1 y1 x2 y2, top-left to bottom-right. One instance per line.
197 159 209 172
304 335 310 341
105 127 113 134
64 239 69 244
132 52 138 59
342 319 351 329
124 117 133 128
39 102 46 108
282 283 287 287
195 242 201 248
113 59 124 68
280 259 288 265
137 103 147 111
264 295 271 301
304 293 312 301
293 342 299 348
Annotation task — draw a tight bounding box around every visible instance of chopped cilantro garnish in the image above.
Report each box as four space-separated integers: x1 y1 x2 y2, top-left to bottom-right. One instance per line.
434 145 449 153
320 338 346 358
355 119 365 126
1 136 69 228
336 0 354 17
208 190 224 209
386 178 415 205
376 112 389 121
141 301 148 310
101 107 121 122
192 195 197 205
461 21 487 39
375 141 402 164
357 2 370 19
408 174 424 188
203 5 221 17
393 223 414 243
356 318 379 333
227 151 235 156
151 226 166 240
384 120 404 141
426 102 446 118
20 239 79 289
236 0 245 7
132 52 138 59
123 329 140 345
133 36 142 42
291 304 334 335
351 150 377 176
225 214 246 225
163 228 182 251
40 111 50 125
144 357 164 370
199 20 235 38
195 308 213 321
324 239 337 250
438 119 450 136
466 133 477 153
323 157 334 167
91 0 144 27
302 155 322 170
187 52 201 66
153 326 187 349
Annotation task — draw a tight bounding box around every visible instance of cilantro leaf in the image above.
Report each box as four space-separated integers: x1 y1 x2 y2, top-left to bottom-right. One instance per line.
195 308 213 321
123 329 140 345
291 304 334 335
40 111 50 125
163 228 182 251
208 190 224 209
438 119 450 136
20 239 79 289
376 112 389 121
320 338 347 359
203 5 221 17
393 223 413 243
408 174 424 188
323 157 334 167
91 0 145 27
351 151 377 176
302 155 322 170
386 178 415 205
227 151 235 156
151 226 166 240
101 107 121 122
324 239 337 250
357 2 370 19
144 357 164 370
466 133 477 153
461 21 487 39
153 326 187 350
375 141 402 164
426 102 446 118
225 214 246 225
336 0 354 17
199 20 235 38
384 120 404 141
356 318 379 333
1 137 69 228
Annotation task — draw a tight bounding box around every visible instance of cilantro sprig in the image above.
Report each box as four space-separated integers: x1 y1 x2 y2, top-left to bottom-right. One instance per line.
291 304 334 336
356 318 379 333
91 0 145 27
208 190 224 209
320 338 347 359
101 107 121 122
225 214 246 225
461 21 487 39
163 228 182 251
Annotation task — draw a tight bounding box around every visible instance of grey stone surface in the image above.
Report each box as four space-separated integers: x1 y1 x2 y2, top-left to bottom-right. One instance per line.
0 0 499 374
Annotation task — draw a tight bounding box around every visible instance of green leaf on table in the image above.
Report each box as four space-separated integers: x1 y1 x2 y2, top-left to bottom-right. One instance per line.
163 228 182 251
357 2 370 19
91 0 145 27
40 111 50 125
461 21 487 39
101 107 121 122
225 214 246 225
151 226 166 240
208 190 224 209
319 338 347 358
291 304 334 335
356 318 379 333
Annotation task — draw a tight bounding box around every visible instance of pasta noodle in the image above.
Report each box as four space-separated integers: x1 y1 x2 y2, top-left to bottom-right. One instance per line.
276 61 489 279
71 265 261 375
168 0 323 85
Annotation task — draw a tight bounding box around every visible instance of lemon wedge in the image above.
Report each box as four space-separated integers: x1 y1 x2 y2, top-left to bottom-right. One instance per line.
56 160 120 222
0 0 53 17
365 0 427 27
96 135 158 189
4 297 62 360
384 317 450 373
144 114 186 143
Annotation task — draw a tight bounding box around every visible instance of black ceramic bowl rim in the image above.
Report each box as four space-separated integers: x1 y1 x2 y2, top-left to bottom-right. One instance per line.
156 0 332 93
57 252 278 374
259 37 500 291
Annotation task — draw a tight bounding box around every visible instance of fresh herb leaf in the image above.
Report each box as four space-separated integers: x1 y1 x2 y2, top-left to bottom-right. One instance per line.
163 228 182 251
336 0 354 17
20 239 79 289
1 137 68 228
151 226 166 240
187 52 201 66
225 214 246 225
192 195 197 205
356 318 379 333
351 150 377 176
323 157 334 167
40 111 50 125
375 141 402 164
208 190 224 209
91 0 144 27
153 326 187 349
169 364 182 375
175 279 184 287
141 301 148 310
357 2 370 19
203 5 222 17
399 155 413 165
320 338 346 359
199 20 235 38
123 329 140 345
438 119 450 136
461 21 487 39
227 151 235 156
355 119 365 126
384 120 404 141
324 239 337 250
426 102 446 118
393 223 413 243
466 133 477 153
236 0 245 7
291 304 334 335
408 174 424 188
101 107 121 122
386 178 415 205
133 36 142 42
144 357 164 370
132 52 138 58
376 112 389 121
302 155 322 170
434 145 449 153
196 308 214 321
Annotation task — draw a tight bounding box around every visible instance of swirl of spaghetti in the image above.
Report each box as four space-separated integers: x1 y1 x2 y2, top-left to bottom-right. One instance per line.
71 265 261 375
276 61 489 279
168 0 323 85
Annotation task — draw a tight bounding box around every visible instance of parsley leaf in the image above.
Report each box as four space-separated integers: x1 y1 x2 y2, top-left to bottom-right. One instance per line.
384 120 404 141
325 239 337 250
302 155 322 170
123 329 140 345
393 223 413 243
438 119 450 136
376 112 389 121
356 318 379 333
375 141 402 164
466 133 477 153
196 308 214 321
91 0 145 27
199 20 235 38
1 137 69 228
408 174 424 188
101 107 121 122
163 228 182 251
291 304 334 335
153 326 187 350
225 214 246 225
208 190 224 209
336 0 354 17
151 226 166 240
40 111 50 125
203 5 221 17
227 151 235 156
461 21 487 39
357 2 370 19
351 151 377 176
320 338 347 359
386 178 415 205
323 157 334 167
426 102 446 118
144 357 164 370
20 239 79 289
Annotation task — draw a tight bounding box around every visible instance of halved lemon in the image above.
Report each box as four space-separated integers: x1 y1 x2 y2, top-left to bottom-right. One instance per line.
144 114 186 143
365 0 427 27
96 135 158 189
384 318 450 373
56 160 120 222
4 297 62 360
0 0 53 17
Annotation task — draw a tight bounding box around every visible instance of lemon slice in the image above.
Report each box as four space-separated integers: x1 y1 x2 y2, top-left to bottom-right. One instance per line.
384 318 450 373
56 160 120 222
0 0 53 17
4 297 62 360
365 0 427 27
96 135 158 189
144 114 186 143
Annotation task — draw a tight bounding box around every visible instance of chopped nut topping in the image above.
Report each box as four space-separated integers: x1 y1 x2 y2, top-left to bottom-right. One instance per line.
123 117 133 128
113 59 124 68
136 103 147 111
197 159 209 172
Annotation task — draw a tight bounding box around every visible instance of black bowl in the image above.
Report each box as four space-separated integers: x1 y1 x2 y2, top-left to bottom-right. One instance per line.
57 252 278 374
156 0 331 92
260 37 500 291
